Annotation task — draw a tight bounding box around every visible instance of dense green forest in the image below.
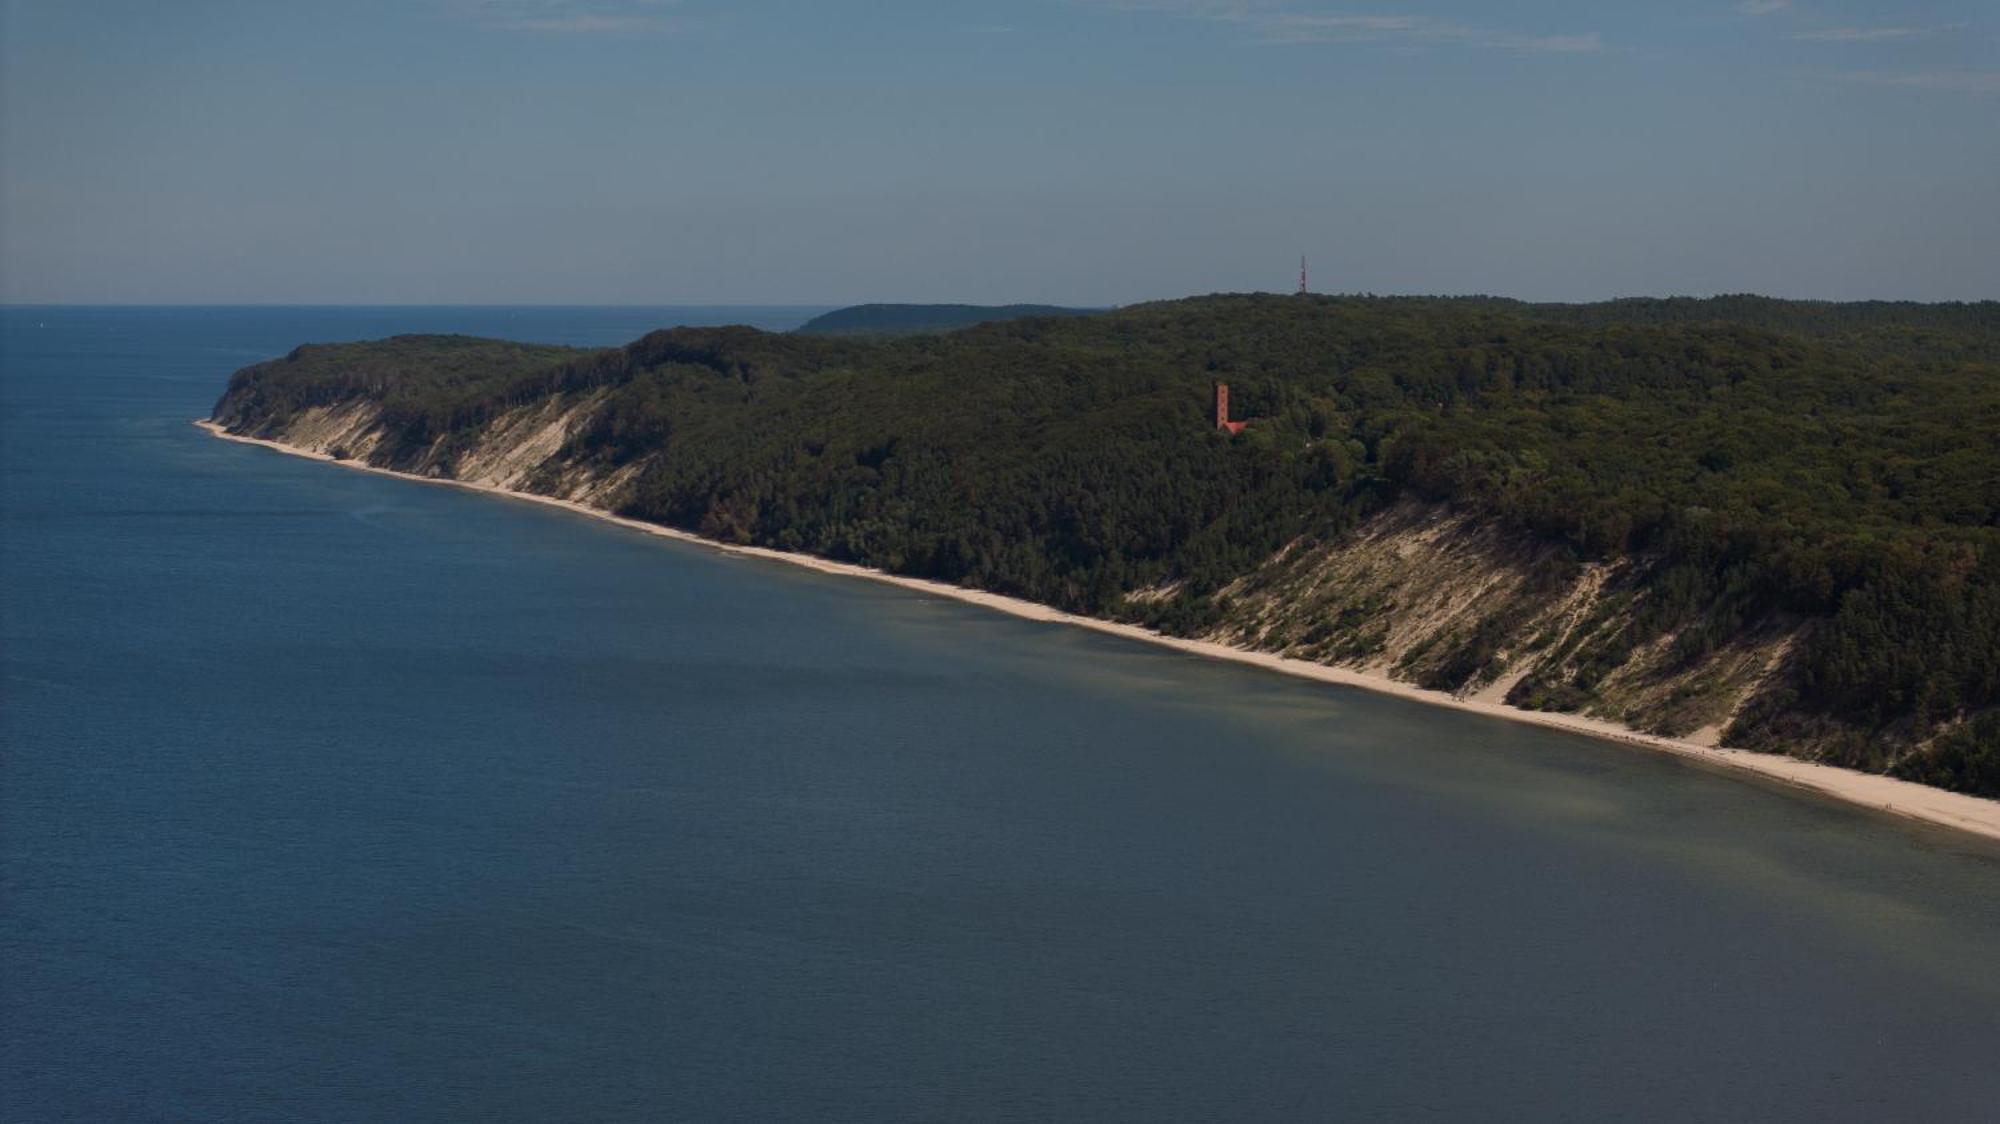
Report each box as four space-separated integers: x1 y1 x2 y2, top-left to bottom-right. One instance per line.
213 294 2000 796
795 303 1099 335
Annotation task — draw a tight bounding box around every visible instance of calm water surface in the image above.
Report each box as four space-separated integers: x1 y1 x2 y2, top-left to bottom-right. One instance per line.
4 307 2000 1120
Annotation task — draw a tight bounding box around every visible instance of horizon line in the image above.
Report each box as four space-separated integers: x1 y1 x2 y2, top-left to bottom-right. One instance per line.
5 291 1999 310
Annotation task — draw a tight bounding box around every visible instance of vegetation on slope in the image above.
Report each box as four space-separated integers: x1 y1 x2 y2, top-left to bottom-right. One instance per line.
213 294 2000 796
210 335 582 438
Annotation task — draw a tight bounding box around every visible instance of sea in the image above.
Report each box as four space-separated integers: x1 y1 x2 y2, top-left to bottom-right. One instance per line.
4 306 2000 1121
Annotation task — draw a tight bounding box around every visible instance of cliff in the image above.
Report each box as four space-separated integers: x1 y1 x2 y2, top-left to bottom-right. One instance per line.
208 294 2000 797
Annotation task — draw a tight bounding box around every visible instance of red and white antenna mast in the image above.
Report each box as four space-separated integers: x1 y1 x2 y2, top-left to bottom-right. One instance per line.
1298 255 1309 295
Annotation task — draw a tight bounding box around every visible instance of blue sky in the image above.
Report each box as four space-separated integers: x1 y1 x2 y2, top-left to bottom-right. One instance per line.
2 0 1995 304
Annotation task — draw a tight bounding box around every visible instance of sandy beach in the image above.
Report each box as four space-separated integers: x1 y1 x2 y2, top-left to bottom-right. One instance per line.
196 418 2000 845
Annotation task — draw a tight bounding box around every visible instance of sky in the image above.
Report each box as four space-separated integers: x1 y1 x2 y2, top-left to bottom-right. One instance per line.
2 0 1996 305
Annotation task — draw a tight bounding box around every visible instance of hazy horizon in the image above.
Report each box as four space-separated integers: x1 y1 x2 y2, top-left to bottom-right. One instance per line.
6 288 2000 310
4 0 1996 305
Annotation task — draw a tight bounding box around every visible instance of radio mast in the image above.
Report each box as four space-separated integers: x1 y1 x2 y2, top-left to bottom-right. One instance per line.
1298 255 1309 295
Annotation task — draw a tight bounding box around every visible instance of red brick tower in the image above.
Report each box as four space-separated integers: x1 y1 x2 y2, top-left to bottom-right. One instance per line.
1214 381 1247 434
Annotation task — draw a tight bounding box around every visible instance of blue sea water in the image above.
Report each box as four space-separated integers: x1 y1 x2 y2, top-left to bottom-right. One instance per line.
4 306 2000 1121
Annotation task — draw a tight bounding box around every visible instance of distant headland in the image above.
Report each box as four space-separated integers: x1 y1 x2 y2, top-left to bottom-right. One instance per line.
794 303 1100 335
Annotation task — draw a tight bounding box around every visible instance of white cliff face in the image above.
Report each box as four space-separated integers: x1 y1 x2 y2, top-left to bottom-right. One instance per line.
234 391 643 509
1146 498 1799 743
240 401 387 462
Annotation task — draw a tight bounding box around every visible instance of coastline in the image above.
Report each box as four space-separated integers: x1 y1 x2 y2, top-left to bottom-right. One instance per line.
195 418 2000 845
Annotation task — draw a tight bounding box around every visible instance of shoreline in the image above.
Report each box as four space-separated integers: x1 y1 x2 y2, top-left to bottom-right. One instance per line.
195 418 2000 845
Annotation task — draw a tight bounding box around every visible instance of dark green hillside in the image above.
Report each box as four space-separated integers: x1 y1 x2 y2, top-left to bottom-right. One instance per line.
795 303 1099 335
213 294 2000 795
209 335 582 438
1518 293 2000 338
1515 294 2000 362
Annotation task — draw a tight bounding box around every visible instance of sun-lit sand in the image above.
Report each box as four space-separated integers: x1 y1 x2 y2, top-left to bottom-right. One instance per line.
197 418 2000 844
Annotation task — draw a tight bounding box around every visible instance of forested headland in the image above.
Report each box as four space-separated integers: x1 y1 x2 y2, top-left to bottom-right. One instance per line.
794 303 1098 335
211 294 2000 797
